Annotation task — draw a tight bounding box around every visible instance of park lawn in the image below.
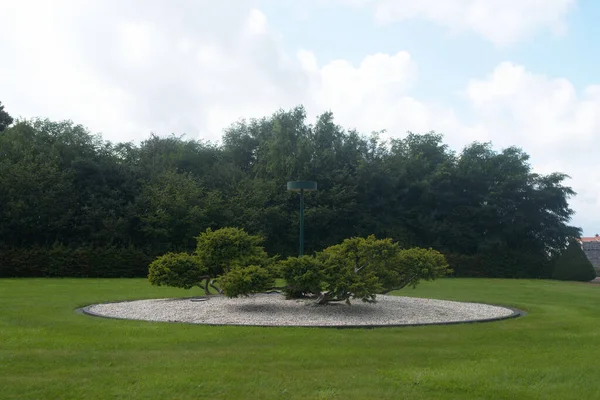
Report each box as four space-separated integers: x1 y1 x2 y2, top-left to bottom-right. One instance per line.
1 278 599 400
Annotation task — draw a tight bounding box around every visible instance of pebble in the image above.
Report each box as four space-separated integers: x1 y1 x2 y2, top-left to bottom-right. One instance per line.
85 293 518 327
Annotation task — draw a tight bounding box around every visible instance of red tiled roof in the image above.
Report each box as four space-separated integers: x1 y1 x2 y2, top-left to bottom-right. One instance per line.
580 236 600 242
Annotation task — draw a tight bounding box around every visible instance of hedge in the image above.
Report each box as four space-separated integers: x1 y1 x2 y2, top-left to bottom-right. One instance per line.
0 244 154 278
444 249 552 279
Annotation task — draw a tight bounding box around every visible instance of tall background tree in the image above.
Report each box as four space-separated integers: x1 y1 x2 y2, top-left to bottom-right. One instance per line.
0 101 13 132
0 105 582 279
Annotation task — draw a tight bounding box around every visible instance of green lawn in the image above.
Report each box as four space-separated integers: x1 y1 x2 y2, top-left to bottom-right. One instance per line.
1 278 599 400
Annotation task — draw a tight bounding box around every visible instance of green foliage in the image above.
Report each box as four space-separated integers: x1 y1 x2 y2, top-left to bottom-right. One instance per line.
444 250 552 279
193 234 449 304
279 256 324 299
137 170 215 253
317 236 450 303
195 227 269 276
147 252 207 290
0 107 581 279
219 265 274 298
552 239 596 282
145 228 275 295
318 236 393 303
0 245 152 278
384 247 451 292
0 101 13 131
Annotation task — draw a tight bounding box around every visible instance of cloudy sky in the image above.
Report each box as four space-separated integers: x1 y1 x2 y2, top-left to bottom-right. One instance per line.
1 0 598 236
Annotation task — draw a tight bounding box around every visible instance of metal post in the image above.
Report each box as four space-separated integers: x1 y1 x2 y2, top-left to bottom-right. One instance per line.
286 181 316 257
299 189 304 256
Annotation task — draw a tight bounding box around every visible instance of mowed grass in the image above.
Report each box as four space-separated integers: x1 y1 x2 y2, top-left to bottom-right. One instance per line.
1 278 600 400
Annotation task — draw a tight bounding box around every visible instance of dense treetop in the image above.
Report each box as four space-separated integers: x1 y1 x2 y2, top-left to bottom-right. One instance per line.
0 101 12 132
0 104 581 278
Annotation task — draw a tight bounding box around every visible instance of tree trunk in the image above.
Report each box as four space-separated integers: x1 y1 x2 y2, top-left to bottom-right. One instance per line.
316 292 331 305
209 279 222 294
202 276 211 295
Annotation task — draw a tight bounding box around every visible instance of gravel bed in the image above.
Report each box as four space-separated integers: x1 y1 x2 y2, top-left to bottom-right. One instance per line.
84 293 520 327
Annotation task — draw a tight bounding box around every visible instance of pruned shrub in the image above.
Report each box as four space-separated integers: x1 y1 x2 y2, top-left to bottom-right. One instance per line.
279 255 324 299
146 232 451 306
148 252 207 290
194 227 269 276
219 265 274 298
381 247 451 293
316 236 451 304
317 236 389 304
552 239 596 282
145 228 272 294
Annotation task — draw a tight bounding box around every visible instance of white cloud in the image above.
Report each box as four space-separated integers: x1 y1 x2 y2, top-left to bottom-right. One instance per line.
465 62 600 148
331 0 576 46
295 50 469 152
463 62 600 235
0 0 598 235
0 0 306 143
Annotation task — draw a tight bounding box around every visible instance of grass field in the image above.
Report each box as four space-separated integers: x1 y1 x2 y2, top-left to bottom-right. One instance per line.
1 278 599 400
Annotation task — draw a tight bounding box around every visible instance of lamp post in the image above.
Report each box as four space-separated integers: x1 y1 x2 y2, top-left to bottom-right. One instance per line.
287 180 317 256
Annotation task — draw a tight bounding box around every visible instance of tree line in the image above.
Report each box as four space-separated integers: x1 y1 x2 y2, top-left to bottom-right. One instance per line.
0 102 581 278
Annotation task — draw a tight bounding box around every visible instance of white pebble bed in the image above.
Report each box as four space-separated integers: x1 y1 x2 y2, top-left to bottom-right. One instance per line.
84 293 518 327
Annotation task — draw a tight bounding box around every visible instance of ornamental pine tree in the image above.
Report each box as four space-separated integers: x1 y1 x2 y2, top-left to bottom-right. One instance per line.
552 239 596 282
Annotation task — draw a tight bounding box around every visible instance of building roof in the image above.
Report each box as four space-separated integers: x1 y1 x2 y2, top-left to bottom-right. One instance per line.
580 235 600 243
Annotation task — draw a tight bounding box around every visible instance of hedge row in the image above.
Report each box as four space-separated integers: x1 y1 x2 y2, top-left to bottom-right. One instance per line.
444 250 553 279
0 244 554 279
0 245 154 278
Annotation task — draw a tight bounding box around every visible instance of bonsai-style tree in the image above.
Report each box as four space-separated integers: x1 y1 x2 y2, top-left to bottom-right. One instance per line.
219 265 274 298
279 255 324 299
315 235 451 304
379 247 452 293
149 231 451 304
552 238 596 282
148 252 207 291
195 227 270 276
195 227 275 294
315 236 389 304
148 227 272 295
225 235 450 305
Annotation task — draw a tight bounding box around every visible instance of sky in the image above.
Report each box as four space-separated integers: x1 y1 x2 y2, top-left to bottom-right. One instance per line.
1 0 598 236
